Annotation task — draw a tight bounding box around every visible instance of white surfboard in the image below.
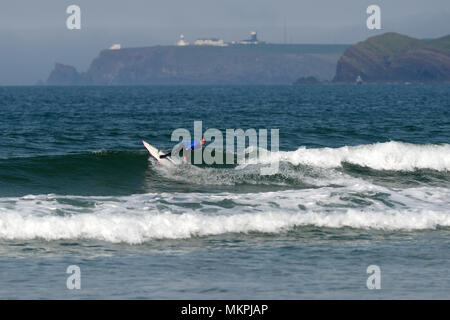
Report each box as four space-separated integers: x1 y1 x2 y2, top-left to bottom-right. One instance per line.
142 140 176 165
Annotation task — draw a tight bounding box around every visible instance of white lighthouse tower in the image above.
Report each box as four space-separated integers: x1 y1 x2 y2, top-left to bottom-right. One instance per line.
176 34 189 46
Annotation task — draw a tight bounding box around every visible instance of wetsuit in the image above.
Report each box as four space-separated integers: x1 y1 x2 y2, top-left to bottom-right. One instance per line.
160 140 202 159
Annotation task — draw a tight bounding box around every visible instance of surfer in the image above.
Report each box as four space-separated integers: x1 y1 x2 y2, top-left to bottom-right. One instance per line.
160 137 206 163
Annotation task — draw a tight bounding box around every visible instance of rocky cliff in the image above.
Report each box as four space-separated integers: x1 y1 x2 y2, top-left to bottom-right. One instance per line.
333 33 450 83
46 44 347 85
46 63 83 85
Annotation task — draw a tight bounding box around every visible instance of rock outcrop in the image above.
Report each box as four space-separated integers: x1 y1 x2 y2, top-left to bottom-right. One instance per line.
293 76 322 84
46 63 83 85
333 32 450 83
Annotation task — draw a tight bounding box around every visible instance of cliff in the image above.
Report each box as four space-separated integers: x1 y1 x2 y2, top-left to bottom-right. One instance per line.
46 63 84 85
333 32 450 83
46 44 347 85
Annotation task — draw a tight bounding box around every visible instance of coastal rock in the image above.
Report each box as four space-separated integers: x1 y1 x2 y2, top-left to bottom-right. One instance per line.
46 63 83 85
293 76 322 84
333 32 450 83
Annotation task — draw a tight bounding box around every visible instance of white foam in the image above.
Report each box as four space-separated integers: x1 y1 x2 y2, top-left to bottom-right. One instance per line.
1 186 449 243
1 208 449 244
155 156 363 188
253 141 450 171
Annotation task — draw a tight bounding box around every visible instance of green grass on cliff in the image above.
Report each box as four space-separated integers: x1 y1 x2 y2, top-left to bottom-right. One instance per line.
361 32 425 59
428 35 450 50
359 32 450 59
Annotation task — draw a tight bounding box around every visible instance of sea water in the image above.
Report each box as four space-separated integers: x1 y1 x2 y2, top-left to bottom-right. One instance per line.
0 85 449 299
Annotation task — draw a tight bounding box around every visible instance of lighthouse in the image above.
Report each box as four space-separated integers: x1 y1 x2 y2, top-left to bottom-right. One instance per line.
176 34 189 46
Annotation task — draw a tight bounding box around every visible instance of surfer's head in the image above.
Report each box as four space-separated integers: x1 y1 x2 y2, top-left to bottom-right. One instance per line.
201 137 206 146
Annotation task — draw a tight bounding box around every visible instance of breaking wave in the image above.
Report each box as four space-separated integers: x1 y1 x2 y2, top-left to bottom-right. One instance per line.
247 141 450 171
1 185 449 244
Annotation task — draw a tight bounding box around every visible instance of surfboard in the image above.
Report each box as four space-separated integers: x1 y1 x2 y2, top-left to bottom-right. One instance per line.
142 140 175 165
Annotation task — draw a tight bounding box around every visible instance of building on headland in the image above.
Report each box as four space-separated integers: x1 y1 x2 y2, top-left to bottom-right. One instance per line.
194 38 228 46
109 44 121 50
240 31 264 45
174 31 265 47
175 34 189 46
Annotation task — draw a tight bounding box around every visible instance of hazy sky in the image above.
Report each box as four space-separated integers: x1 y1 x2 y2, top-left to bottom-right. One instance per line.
1 0 449 84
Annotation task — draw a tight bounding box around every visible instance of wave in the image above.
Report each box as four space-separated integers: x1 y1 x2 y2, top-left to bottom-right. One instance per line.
2 141 449 172
2 208 449 244
154 141 450 189
0 150 151 196
1 186 449 243
249 141 450 172
1 142 448 176
1 142 449 197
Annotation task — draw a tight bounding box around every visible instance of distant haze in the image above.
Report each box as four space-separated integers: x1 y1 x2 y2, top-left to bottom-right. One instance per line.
1 0 449 84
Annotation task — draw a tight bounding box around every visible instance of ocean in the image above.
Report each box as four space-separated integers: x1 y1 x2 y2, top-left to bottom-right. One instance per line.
0 85 449 299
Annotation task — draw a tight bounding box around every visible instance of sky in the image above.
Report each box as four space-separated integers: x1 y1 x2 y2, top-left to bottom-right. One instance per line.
0 0 449 85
